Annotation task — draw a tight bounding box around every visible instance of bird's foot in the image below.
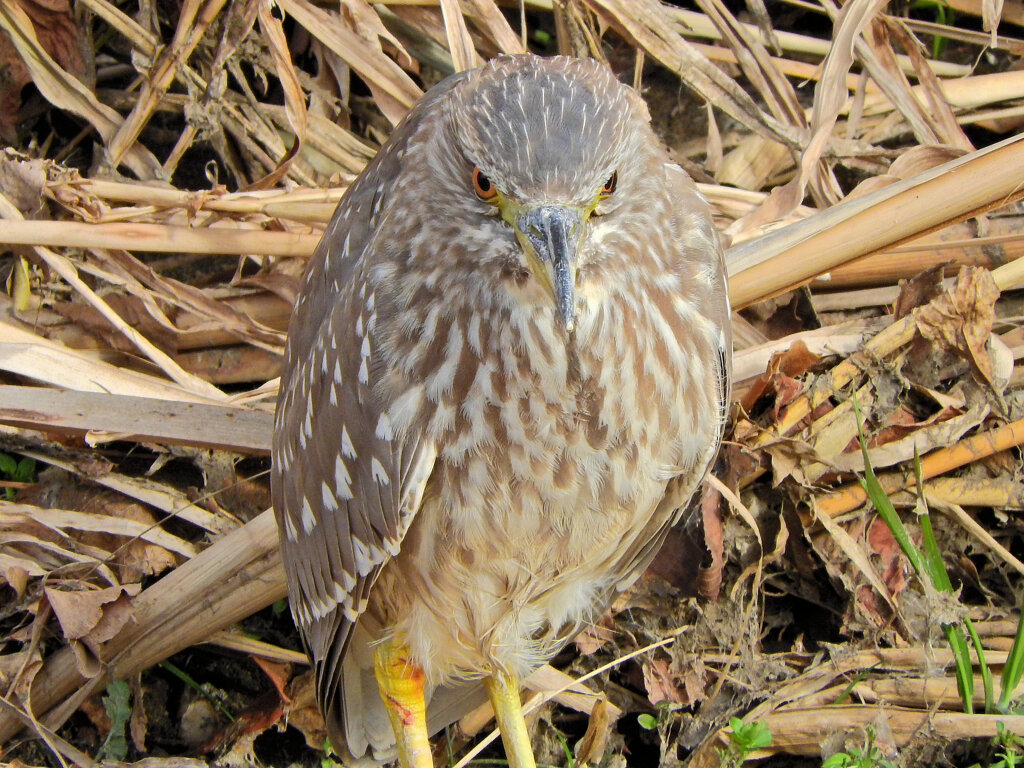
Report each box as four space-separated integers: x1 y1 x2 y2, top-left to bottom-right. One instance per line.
374 638 433 768
484 673 537 768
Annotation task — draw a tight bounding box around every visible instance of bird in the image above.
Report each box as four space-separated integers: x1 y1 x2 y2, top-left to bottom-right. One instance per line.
271 53 731 768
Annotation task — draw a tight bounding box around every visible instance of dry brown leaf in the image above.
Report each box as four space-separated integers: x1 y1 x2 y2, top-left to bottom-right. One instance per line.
574 696 612 766
282 669 326 750
0 0 83 141
5 564 29 597
55 585 137 678
0 149 47 216
865 517 909 598
739 340 819 419
893 263 947 319
252 656 290 701
914 266 1000 388
44 584 138 642
130 673 148 752
574 615 616 655
641 657 686 705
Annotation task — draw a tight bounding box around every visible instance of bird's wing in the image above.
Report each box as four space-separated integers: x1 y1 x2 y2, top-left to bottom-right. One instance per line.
271 72 467 727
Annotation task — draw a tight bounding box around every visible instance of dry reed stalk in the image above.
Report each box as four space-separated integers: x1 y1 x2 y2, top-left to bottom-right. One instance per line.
812 285 902 310
0 508 613 743
0 220 318 256
943 0 1024 25
754 709 1024 756
915 475 1024 509
0 201 226 400
0 313 225 403
727 133 1024 307
439 0 482 71
586 0 803 147
276 0 422 124
859 69 1024 116
819 223 1024 288
0 387 272 453
76 179 348 211
107 0 229 166
667 6 970 77
0 501 197 558
927 496 1024 575
0 2 162 179
203 630 308 665
16 449 228 533
816 417 1024 517
691 40 870 90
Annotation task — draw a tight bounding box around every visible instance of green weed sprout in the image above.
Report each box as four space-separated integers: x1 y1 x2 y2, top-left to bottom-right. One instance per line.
716 717 772 767
822 726 896 768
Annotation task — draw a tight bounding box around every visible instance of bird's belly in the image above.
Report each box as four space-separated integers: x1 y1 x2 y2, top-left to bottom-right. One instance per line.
368 303 708 684
371 437 670 685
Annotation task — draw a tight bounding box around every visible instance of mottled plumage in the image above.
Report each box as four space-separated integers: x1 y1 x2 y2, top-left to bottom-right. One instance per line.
272 54 731 765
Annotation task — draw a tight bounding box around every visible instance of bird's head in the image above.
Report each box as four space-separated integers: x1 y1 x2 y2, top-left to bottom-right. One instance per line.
434 55 655 333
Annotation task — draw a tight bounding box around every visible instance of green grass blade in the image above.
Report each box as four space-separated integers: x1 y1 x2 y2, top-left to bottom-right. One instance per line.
999 605 1024 711
965 616 994 713
851 398 926 575
913 448 953 592
944 622 975 714
853 401 979 713
912 443 978 713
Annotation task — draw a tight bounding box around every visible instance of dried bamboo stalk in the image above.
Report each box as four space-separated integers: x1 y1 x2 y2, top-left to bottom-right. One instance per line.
0 386 273 453
816 418 1024 517
756 708 1024 756
0 220 318 256
727 133 1024 308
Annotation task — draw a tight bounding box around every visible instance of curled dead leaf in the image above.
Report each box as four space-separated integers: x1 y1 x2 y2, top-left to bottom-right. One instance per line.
641 657 686 706
46 584 121 640
44 583 139 677
914 266 1000 389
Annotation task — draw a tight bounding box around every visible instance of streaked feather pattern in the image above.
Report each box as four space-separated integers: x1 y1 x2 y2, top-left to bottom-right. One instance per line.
272 54 731 765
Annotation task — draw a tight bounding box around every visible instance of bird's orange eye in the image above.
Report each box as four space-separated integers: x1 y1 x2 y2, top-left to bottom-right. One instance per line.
599 171 618 198
472 167 498 202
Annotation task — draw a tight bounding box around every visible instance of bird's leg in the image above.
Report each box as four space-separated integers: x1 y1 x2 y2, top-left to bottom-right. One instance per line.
483 673 537 768
374 638 433 768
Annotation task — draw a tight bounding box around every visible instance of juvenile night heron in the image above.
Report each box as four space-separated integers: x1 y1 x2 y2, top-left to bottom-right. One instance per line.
272 54 731 768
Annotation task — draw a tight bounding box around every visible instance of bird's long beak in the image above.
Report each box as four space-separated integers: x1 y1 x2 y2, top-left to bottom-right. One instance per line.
514 204 584 333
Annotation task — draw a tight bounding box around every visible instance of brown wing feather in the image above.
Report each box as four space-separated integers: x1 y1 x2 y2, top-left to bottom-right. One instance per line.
271 73 465 732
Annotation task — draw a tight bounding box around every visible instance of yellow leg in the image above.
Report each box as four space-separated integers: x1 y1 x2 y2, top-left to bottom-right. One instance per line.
374 639 433 768
484 673 537 768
